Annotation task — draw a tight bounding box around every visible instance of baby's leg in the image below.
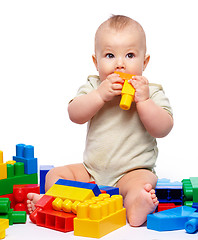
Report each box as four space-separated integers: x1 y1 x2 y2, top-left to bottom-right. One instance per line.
116 169 158 227
27 163 91 213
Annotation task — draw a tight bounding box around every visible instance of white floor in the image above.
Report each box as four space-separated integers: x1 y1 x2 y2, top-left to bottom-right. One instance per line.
5 216 198 240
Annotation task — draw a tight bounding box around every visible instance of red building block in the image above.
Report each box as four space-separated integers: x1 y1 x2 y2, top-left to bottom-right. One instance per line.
12 184 40 212
157 203 182 212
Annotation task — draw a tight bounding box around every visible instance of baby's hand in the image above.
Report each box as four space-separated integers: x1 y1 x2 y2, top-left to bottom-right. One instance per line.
129 76 149 103
97 73 124 102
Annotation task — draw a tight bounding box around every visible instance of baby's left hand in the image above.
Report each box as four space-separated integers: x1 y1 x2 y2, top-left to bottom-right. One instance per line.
129 76 149 103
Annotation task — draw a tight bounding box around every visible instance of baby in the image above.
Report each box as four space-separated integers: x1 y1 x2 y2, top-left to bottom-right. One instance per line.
27 15 173 227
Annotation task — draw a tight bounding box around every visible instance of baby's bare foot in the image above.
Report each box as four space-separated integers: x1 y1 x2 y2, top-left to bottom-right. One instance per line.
27 193 43 214
128 184 159 227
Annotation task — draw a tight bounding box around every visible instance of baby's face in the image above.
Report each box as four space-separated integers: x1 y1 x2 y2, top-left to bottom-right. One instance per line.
93 26 149 81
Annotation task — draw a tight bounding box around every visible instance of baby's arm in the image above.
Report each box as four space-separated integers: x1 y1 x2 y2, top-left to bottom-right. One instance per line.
68 73 123 124
129 76 173 138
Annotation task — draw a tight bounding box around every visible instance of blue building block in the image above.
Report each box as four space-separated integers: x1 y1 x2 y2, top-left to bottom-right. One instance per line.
147 206 197 231
13 144 37 175
55 179 101 196
40 165 54 194
98 185 119 196
155 178 183 204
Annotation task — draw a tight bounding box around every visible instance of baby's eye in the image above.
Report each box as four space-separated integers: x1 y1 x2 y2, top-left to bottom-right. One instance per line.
106 53 114 58
126 53 135 58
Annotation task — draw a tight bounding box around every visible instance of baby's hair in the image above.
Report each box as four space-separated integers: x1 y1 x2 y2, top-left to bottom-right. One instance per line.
107 14 144 33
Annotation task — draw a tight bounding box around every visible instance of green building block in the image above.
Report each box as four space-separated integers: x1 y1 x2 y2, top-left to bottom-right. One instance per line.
0 198 26 225
190 177 198 203
0 162 38 195
182 179 193 206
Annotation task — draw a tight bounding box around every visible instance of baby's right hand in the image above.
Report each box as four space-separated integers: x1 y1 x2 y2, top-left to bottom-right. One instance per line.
96 73 124 102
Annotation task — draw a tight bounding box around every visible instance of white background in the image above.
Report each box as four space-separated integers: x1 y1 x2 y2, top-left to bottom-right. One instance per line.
0 0 198 183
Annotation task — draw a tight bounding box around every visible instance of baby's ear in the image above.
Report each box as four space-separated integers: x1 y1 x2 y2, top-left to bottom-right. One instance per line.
143 54 150 71
92 54 98 71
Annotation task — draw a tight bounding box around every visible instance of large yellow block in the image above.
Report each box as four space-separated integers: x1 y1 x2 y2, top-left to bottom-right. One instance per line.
0 219 9 239
74 194 126 238
0 163 7 180
45 184 95 202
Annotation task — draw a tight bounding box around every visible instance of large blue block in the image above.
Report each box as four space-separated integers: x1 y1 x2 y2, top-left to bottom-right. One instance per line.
55 179 101 196
40 165 54 194
147 206 197 231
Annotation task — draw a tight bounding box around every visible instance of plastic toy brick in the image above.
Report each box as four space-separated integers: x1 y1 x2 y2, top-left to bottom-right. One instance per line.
0 163 7 180
46 184 95 202
157 203 181 212
12 184 40 212
98 185 119 196
0 198 26 225
155 179 183 204
190 177 198 203
74 194 126 238
0 161 38 195
0 219 9 239
182 178 193 206
40 165 54 194
36 208 75 232
55 179 101 196
13 144 38 175
30 195 55 224
29 194 75 232
114 71 135 110
147 206 197 231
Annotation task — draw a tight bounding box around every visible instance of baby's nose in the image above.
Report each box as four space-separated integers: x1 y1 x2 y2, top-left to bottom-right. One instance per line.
115 58 125 70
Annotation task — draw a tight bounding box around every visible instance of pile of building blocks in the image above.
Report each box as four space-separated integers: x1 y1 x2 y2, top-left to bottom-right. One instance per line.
0 219 9 239
0 144 38 197
155 178 183 212
0 198 26 225
29 179 126 238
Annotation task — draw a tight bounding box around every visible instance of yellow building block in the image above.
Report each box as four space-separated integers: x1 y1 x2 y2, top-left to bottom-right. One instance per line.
74 194 126 238
0 163 7 180
0 219 9 239
0 151 3 164
45 184 95 202
114 71 135 110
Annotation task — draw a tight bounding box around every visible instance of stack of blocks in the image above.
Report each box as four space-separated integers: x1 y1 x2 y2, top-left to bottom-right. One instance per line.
30 179 126 238
0 144 38 196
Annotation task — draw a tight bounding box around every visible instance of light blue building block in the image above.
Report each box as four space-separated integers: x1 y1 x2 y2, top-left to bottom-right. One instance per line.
147 206 197 231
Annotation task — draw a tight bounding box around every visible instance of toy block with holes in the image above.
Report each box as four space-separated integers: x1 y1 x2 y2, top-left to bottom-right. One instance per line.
0 219 9 239
74 194 126 238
